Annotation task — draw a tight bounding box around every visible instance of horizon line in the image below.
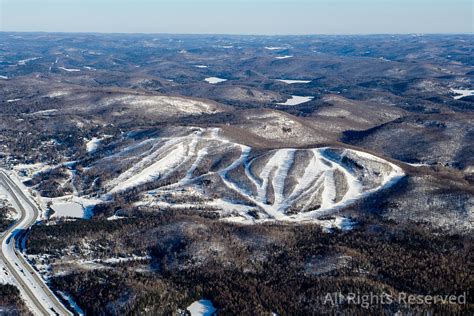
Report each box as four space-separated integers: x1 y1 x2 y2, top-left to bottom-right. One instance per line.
1 30 473 37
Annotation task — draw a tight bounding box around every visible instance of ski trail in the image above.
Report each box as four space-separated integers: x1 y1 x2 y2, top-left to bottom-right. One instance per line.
102 128 404 222
219 145 253 195
288 150 326 202
109 140 187 193
244 156 261 192
320 170 336 209
272 149 295 207
256 150 292 203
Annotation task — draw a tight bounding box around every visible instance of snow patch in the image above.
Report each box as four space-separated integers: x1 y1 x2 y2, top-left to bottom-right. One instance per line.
451 88 474 100
18 57 41 65
58 67 80 72
27 109 58 116
265 46 287 50
187 299 216 316
85 135 111 153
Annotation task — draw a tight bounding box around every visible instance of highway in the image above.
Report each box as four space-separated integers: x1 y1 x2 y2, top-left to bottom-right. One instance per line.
0 170 73 316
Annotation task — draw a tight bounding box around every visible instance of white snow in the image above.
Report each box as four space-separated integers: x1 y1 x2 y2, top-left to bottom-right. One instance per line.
204 77 227 84
49 196 100 219
107 210 126 221
276 95 314 106
57 291 84 316
244 149 296 219
107 214 126 221
0 187 19 221
27 109 58 116
318 216 355 233
12 162 52 182
451 88 474 100
101 255 151 264
50 202 84 219
85 136 111 153
264 46 286 50
86 138 101 153
100 95 220 115
0 259 15 285
406 162 431 167
48 90 70 98
275 55 293 60
104 128 404 226
187 299 216 316
108 140 188 193
18 57 41 65
275 79 311 84
58 67 81 72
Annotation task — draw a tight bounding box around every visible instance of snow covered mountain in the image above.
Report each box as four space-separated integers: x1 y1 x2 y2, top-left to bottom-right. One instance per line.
83 128 404 223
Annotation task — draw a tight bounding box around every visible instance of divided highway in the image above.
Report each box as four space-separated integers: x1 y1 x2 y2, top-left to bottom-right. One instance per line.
0 170 73 316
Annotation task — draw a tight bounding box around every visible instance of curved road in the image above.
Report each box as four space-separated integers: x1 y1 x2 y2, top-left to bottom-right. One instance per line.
0 170 73 316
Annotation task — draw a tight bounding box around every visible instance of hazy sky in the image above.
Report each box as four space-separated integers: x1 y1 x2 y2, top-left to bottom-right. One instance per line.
1 0 472 35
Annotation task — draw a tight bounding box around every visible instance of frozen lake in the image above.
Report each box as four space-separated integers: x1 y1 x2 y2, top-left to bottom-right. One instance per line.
276 79 311 84
204 77 227 84
277 95 314 106
275 55 293 60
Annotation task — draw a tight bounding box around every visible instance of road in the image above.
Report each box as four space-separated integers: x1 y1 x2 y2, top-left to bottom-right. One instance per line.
0 170 73 316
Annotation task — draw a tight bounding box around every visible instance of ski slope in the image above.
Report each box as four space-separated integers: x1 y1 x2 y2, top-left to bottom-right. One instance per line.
103 128 404 223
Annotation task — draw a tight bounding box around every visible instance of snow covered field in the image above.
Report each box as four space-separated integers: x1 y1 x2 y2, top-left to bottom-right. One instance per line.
277 95 314 106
